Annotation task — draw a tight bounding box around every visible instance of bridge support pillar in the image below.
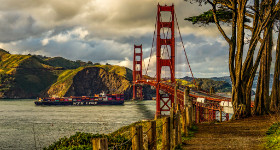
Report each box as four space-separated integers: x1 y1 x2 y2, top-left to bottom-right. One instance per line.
155 4 175 117
133 44 143 100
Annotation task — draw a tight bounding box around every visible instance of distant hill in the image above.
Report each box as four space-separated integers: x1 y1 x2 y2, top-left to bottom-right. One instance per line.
181 76 232 93
182 73 274 93
43 57 82 69
0 49 154 99
210 75 273 89
210 76 232 84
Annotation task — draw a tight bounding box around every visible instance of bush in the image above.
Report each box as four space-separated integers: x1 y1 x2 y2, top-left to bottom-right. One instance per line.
265 122 280 149
44 132 131 150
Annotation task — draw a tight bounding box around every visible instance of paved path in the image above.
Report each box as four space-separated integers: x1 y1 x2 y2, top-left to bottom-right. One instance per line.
183 115 279 149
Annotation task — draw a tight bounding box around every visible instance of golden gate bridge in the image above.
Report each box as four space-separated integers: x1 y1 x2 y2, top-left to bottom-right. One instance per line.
132 4 232 122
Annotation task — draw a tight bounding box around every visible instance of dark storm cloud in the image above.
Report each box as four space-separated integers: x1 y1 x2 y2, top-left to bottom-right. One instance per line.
0 12 45 42
0 0 232 77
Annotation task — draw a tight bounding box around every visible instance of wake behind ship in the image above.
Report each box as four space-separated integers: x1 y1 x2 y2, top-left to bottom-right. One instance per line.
34 92 124 106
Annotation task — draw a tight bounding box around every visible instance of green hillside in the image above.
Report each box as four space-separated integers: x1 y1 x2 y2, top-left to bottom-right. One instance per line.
95 64 132 81
0 49 134 99
44 57 82 69
0 52 31 74
46 67 86 97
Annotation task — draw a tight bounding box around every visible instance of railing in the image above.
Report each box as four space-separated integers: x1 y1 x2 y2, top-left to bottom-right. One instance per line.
136 79 232 123
92 104 191 150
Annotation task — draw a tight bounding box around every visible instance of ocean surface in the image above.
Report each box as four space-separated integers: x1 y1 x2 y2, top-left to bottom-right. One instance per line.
0 99 156 150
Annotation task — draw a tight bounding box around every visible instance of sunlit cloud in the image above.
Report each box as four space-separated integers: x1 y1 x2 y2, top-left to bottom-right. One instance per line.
0 0 233 78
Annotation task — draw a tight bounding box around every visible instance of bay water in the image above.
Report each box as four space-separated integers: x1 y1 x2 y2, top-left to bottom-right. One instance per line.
0 99 156 150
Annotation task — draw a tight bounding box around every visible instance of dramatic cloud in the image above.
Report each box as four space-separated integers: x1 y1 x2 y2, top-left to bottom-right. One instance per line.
0 0 232 78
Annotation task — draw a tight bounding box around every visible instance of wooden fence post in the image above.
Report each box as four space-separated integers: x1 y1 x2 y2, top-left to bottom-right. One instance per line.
184 87 190 106
184 107 189 136
196 106 200 124
132 125 143 150
186 106 191 127
162 117 170 150
192 105 196 124
170 105 174 149
173 113 178 148
176 113 181 145
174 83 178 107
182 108 186 134
148 120 157 150
92 138 108 150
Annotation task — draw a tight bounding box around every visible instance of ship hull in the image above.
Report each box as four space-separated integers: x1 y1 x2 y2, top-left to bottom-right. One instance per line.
34 100 124 106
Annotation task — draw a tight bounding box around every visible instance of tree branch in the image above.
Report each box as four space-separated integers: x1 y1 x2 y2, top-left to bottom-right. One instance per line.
244 24 253 31
245 12 254 18
207 0 232 44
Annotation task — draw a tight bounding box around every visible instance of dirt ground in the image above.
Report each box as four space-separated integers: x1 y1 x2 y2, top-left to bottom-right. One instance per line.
183 114 280 150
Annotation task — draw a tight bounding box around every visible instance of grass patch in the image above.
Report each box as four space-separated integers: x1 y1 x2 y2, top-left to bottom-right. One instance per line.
95 64 130 80
47 67 86 97
0 54 31 74
264 122 280 149
176 79 195 88
43 132 131 150
182 125 198 142
44 117 198 150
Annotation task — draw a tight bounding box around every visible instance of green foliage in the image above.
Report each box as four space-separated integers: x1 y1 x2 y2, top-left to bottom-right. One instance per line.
174 144 183 150
0 53 59 97
181 76 232 92
45 117 199 150
195 78 232 92
95 64 131 80
185 9 232 24
0 48 133 98
182 125 198 142
44 132 131 150
265 122 280 149
44 57 83 69
176 79 195 87
267 122 280 135
185 9 250 25
0 48 10 56
47 67 86 97
0 54 31 74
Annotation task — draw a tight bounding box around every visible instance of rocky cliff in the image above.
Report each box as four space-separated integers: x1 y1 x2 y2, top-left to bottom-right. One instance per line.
46 67 132 99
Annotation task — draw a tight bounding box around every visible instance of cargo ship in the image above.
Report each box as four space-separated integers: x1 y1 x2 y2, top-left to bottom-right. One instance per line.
34 92 124 106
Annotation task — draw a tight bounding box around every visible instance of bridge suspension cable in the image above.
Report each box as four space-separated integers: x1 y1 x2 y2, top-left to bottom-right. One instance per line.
145 14 158 76
145 9 196 85
174 12 197 86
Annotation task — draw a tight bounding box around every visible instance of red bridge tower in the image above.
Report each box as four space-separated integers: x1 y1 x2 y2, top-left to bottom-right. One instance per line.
133 44 143 100
156 4 175 116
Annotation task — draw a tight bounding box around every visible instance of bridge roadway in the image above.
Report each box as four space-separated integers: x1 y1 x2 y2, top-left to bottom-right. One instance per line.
135 79 232 111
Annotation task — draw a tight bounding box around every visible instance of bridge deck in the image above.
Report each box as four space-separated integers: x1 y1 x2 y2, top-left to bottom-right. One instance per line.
136 79 231 102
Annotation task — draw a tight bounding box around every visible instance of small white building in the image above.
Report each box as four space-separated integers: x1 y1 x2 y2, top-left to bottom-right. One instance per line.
220 101 232 107
197 98 205 103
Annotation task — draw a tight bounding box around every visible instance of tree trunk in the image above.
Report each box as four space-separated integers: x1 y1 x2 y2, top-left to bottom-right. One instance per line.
270 30 280 112
202 0 278 119
231 0 250 120
253 1 274 115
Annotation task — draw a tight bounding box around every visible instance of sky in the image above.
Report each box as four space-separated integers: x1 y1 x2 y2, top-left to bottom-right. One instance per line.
0 0 234 78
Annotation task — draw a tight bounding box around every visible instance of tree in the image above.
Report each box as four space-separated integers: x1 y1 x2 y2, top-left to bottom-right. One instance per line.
185 0 280 119
254 1 275 115
87 61 93 65
270 24 280 112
